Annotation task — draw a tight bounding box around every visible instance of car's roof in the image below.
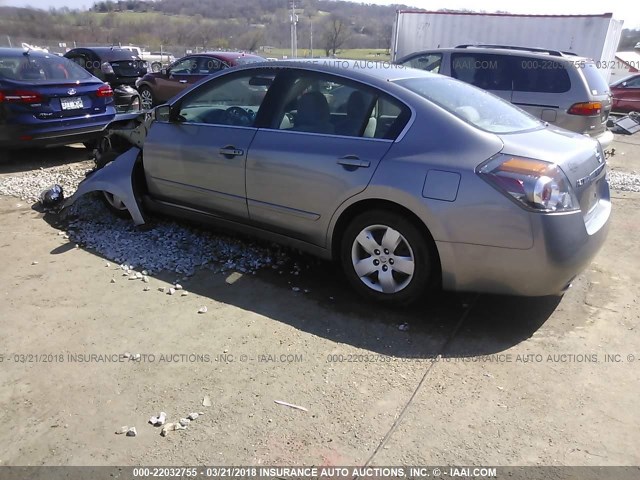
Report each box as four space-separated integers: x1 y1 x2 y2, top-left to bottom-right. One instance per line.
398 46 589 62
266 58 434 82
0 47 54 58
188 52 265 61
66 47 142 61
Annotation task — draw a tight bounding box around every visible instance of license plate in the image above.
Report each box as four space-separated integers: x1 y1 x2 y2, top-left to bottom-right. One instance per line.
60 97 84 110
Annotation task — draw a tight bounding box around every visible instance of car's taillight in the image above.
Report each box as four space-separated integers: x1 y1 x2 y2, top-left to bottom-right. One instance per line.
0 89 43 104
96 85 113 98
478 155 579 213
568 102 602 116
101 62 115 74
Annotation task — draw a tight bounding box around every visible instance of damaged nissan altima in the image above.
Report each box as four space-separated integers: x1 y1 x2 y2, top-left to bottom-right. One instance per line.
64 60 611 304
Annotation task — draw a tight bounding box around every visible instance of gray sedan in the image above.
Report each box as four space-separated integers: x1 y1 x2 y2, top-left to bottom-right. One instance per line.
66 60 610 304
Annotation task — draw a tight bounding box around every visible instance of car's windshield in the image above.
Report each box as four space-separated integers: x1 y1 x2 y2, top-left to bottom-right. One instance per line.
395 76 542 134
0 52 94 83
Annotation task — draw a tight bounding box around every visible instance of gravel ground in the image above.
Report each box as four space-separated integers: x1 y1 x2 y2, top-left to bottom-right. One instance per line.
607 169 640 192
0 162 90 202
0 161 291 277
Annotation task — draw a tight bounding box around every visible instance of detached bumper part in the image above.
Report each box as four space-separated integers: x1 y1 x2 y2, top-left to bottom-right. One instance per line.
62 147 146 225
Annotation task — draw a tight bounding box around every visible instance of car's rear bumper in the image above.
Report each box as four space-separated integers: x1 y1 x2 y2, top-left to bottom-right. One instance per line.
591 129 614 149
437 192 611 297
0 119 113 149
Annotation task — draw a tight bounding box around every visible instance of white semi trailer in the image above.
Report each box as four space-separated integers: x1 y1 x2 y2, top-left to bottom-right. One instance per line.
392 11 624 80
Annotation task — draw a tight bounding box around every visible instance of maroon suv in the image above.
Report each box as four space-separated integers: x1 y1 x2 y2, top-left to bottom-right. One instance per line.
610 74 640 113
135 52 265 109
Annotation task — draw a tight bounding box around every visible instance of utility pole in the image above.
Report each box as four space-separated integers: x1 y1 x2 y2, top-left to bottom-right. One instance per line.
290 0 298 58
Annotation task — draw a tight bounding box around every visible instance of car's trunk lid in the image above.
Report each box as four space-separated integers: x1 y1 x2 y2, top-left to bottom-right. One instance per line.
499 126 607 220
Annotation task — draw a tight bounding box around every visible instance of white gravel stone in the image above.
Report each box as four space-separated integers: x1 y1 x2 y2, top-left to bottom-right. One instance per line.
126 427 137 437
608 170 640 193
198 306 208 314
142 276 150 283
168 288 176 295
181 291 189 297
179 418 191 427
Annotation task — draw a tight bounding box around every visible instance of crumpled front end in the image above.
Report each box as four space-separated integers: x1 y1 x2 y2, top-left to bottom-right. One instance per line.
62 147 147 225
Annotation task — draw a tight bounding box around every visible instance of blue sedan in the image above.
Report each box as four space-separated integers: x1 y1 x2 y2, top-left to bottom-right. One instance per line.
0 47 116 149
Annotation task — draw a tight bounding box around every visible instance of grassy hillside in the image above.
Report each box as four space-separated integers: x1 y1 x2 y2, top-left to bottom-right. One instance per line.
0 0 410 56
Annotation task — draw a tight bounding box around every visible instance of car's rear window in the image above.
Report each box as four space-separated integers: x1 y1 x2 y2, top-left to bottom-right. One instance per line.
0 53 94 83
581 62 610 95
233 56 266 66
93 49 141 62
396 76 542 134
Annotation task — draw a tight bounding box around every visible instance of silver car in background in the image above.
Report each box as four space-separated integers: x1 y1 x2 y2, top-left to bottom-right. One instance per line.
396 45 615 149
67 61 611 304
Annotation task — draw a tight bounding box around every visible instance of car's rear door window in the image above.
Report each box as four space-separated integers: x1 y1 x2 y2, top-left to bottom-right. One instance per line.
271 71 409 139
451 53 513 91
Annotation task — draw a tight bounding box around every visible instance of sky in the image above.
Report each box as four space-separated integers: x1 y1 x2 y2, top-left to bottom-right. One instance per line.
0 0 639 28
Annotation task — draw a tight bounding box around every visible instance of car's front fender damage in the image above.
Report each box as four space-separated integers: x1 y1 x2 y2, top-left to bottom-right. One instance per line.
62 147 147 225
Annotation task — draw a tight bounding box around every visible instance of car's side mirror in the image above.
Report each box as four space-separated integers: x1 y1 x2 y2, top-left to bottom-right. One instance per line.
155 104 171 122
161 68 168 76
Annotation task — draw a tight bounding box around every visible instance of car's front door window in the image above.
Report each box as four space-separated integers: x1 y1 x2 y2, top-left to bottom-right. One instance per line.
177 72 275 127
169 57 198 75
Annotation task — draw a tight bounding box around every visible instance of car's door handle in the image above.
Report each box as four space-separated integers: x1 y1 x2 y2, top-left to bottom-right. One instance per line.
179 79 188 84
219 146 244 158
337 155 370 169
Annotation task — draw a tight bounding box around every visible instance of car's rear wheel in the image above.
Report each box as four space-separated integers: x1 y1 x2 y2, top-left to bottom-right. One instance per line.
102 191 131 218
139 86 155 110
340 210 434 305
151 62 162 73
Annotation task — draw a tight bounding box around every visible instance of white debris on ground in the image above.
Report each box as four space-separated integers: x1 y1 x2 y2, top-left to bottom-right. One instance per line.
0 164 291 277
608 170 640 193
0 164 90 202
63 196 290 276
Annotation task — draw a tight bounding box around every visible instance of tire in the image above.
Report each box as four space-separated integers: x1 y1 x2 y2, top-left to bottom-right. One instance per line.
139 86 155 110
151 62 162 73
340 209 434 305
101 191 131 218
